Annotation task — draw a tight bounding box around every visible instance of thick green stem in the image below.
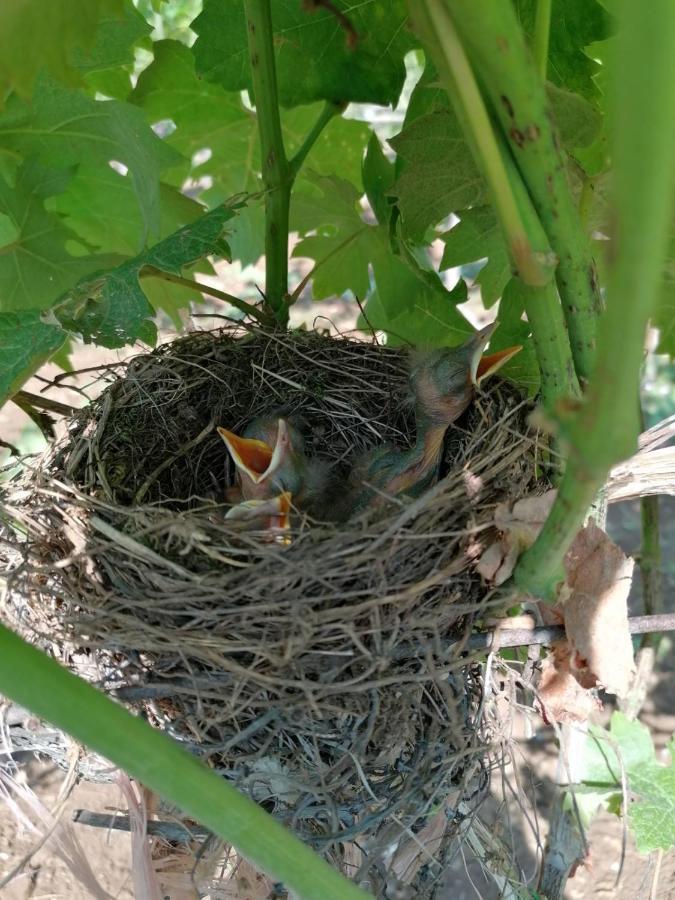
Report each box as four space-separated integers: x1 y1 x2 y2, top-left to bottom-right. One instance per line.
515 0 675 598
410 1 579 406
0 625 369 899
415 0 554 287
446 0 601 382
532 0 552 80
244 0 290 325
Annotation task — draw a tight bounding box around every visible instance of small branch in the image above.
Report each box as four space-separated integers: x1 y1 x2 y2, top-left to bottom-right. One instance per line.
409 1 579 406
532 0 552 80
288 101 345 181
446 0 601 381
73 810 210 843
244 0 291 324
464 613 675 653
639 406 663 649
11 390 75 416
141 268 274 326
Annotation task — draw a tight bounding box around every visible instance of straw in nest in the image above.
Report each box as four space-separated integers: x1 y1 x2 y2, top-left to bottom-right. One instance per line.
1 327 542 891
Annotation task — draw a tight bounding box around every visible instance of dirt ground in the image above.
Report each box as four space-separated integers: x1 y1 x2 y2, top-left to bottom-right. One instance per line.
1 288 674 898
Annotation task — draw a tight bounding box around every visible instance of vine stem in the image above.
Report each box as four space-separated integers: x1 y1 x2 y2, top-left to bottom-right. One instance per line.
417 0 552 287
446 0 601 382
532 0 552 80
410 0 579 406
515 0 675 597
244 0 291 325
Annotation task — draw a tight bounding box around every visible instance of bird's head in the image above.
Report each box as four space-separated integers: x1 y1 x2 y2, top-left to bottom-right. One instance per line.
411 323 522 425
217 417 305 500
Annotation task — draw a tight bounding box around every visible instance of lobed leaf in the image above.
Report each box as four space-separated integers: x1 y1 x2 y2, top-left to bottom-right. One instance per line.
0 312 66 406
0 0 125 103
0 73 181 241
192 0 414 108
53 200 243 348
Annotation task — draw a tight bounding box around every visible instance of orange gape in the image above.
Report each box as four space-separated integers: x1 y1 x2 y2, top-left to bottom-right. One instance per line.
217 429 274 477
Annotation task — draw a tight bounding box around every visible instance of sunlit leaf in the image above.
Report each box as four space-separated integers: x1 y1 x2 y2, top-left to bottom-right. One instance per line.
192 0 414 108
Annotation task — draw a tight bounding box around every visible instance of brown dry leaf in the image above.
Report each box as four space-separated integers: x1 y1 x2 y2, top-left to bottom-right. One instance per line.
561 522 635 698
476 490 557 584
536 642 601 724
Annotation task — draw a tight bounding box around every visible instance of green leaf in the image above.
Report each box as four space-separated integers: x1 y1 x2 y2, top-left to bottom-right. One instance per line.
362 134 396 227
0 73 182 240
192 0 414 108
292 175 373 299
47 163 204 256
389 108 486 241
514 0 613 102
0 0 124 103
362 269 470 347
53 200 242 347
73 1 151 98
491 280 540 395
391 83 602 240
0 162 115 312
581 713 675 853
546 83 602 150
0 312 66 405
440 207 511 308
131 40 371 265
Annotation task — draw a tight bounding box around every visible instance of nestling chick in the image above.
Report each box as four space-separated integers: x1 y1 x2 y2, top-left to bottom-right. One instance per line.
217 415 331 516
343 323 521 516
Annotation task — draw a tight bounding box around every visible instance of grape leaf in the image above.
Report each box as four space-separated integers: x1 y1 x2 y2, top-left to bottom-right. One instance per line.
363 262 471 348
391 84 602 240
514 0 613 102
73 1 151 98
0 0 124 103
292 173 472 344
362 134 396 227
490 280 541 396
389 108 486 241
192 0 414 108
131 40 371 265
292 175 374 299
581 713 675 853
0 73 181 241
47 163 203 256
440 207 511 308
53 200 243 347
0 312 66 406
0 162 115 312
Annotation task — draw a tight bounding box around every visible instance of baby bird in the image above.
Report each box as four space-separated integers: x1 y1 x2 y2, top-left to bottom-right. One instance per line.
225 490 292 544
217 415 330 516
345 323 521 516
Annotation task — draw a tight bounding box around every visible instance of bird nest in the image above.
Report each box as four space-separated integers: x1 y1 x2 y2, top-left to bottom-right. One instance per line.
1 327 541 889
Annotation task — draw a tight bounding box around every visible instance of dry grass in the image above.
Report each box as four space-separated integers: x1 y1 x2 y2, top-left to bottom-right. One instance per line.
1 326 544 894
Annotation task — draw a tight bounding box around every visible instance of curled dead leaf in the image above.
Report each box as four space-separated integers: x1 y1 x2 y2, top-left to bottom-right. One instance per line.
536 642 601 725
562 522 635 698
475 490 557 584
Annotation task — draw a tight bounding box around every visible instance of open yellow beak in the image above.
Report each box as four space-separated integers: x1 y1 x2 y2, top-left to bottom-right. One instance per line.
218 419 291 484
468 322 522 387
225 491 293 542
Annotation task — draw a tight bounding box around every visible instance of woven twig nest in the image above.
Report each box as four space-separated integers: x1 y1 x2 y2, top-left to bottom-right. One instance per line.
2 327 540 887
